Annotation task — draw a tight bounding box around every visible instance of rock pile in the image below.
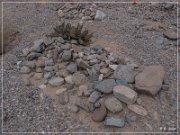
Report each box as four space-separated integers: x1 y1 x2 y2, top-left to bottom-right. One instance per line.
19 33 169 128
57 3 106 21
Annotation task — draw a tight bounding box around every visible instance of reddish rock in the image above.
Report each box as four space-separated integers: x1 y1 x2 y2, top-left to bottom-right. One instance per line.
92 105 107 122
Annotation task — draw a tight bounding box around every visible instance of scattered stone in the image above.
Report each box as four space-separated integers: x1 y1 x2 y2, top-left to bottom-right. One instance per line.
104 117 125 128
20 66 31 74
125 115 136 124
82 16 92 20
61 50 72 61
76 59 90 69
48 77 64 86
115 79 128 86
87 54 97 60
114 65 135 83
89 59 98 65
34 73 43 80
38 84 46 89
97 54 107 61
98 74 103 81
44 71 55 79
92 105 107 122
43 36 54 45
163 29 177 40
113 85 137 104
44 66 54 72
95 10 106 21
88 91 101 103
72 72 87 86
67 63 77 73
45 59 54 66
58 69 69 77
32 39 45 53
36 67 43 73
59 91 69 105
27 52 41 61
104 97 123 113
136 98 142 105
77 86 84 97
25 61 36 69
56 88 67 95
70 105 79 113
161 84 169 91
135 65 165 96
65 75 74 84
76 99 95 112
57 37 65 43
100 68 109 74
127 104 148 116
95 79 116 94
61 44 71 50
71 39 78 44
109 64 118 70
36 56 47 67
84 89 94 97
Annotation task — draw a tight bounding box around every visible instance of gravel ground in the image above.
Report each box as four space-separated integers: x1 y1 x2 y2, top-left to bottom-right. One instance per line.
1 0 179 134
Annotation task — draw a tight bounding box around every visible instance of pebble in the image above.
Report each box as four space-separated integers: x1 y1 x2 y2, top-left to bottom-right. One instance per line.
82 16 92 21
70 105 79 113
113 85 137 104
27 52 42 61
125 115 136 124
36 56 46 67
104 97 123 113
88 91 101 103
163 29 177 40
84 89 94 97
109 64 118 70
136 98 142 105
67 63 77 73
100 68 109 74
72 72 87 86
59 91 69 105
20 66 31 74
65 75 74 84
48 77 64 87
127 104 148 116
25 61 36 69
104 117 125 128
95 79 116 94
61 50 72 61
115 79 128 86
45 59 54 66
44 66 54 72
44 71 55 79
56 88 67 95
22 76 31 86
95 10 106 21
76 99 95 112
32 39 44 53
34 73 43 80
98 74 103 81
92 105 107 122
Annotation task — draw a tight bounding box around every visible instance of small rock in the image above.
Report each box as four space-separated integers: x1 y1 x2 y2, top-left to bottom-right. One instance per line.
58 69 69 77
135 65 165 96
61 50 72 61
82 16 92 20
104 97 123 113
61 44 71 50
76 59 90 69
89 59 98 65
84 89 94 97
25 61 36 69
92 105 107 122
114 65 135 83
125 115 136 124
67 63 77 73
56 88 67 95
76 99 95 112
20 66 31 74
43 36 54 45
115 79 128 86
100 68 109 74
164 29 177 40
95 10 106 21
71 40 78 44
88 91 101 103
70 105 79 113
59 91 69 105
36 67 43 73
97 54 107 61
38 84 46 89
104 117 125 128
65 75 74 84
95 79 116 94
57 9 64 17
44 71 55 79
27 52 42 61
113 85 137 104
109 64 118 70
72 72 87 86
36 56 47 67
87 54 97 60
48 77 64 86
98 74 103 81
45 59 54 66
127 104 148 116
57 37 65 43
77 87 84 97
34 73 43 80
32 39 45 53
161 84 169 91
44 66 54 72
136 98 142 105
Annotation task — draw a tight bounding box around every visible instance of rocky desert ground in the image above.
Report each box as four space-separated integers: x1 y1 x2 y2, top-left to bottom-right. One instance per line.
0 0 179 134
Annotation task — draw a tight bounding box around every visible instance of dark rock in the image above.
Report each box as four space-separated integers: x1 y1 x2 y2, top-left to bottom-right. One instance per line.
76 99 95 112
61 50 72 61
92 105 107 122
95 79 116 94
72 72 87 86
67 63 77 73
32 39 45 53
44 71 55 79
88 91 101 103
27 52 42 60
125 115 136 124
44 66 54 72
59 91 69 105
116 79 128 86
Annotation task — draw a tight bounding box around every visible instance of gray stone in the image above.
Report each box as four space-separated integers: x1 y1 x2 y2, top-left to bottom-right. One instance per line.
45 59 54 66
25 61 36 69
57 37 65 43
61 44 71 50
88 91 101 103
89 59 98 65
67 63 77 73
59 91 69 105
70 105 79 113
44 71 55 79
163 29 177 40
82 16 92 20
113 85 137 104
44 66 54 72
65 75 74 84
87 54 97 60
95 79 116 94
32 39 45 53
56 88 67 95
105 97 123 113
76 59 90 70
71 40 78 44
27 52 41 60
48 77 64 86
84 89 94 97
95 10 106 21
61 50 72 61
114 65 135 83
109 64 118 70
125 115 136 124
92 105 107 122
116 80 128 86
20 66 31 74
104 117 125 128
22 76 31 86
76 99 95 112
97 55 107 61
